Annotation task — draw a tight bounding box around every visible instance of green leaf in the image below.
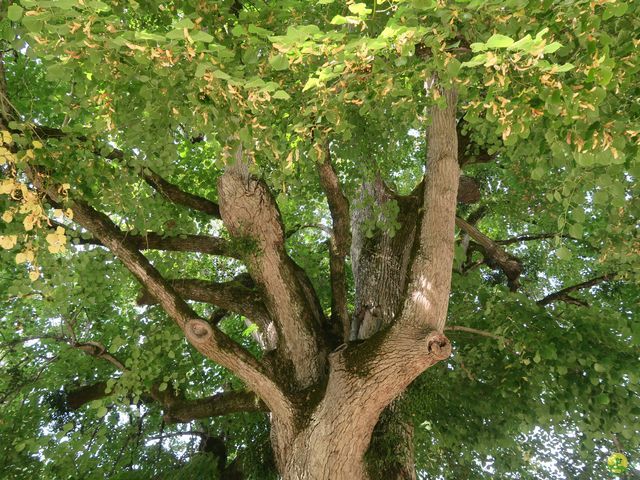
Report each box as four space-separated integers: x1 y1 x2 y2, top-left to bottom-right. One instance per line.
508 34 533 52
21 15 42 33
485 34 514 49
556 246 571 260
303 77 320 91
269 54 289 71
159 382 168 392
594 363 606 373
191 30 214 43
211 69 231 80
543 42 563 54
446 58 462 78
272 90 291 100
96 406 108 418
531 167 545 180
348 3 371 15
568 223 583 239
330 15 348 25
412 0 436 9
8 4 24 22
461 54 488 68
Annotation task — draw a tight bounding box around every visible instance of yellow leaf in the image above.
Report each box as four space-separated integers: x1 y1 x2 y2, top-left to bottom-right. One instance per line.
0 235 18 249
65 208 74 220
29 270 40 282
47 244 66 254
1 130 12 145
32 140 43 149
15 252 28 264
23 215 35 231
2 211 13 223
0 179 15 195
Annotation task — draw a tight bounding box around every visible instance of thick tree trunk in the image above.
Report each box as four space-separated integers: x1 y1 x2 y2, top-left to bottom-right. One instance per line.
267 88 459 480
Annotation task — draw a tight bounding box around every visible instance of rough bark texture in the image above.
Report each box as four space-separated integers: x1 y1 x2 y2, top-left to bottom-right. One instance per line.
18 79 460 478
217 160 328 391
269 89 459 479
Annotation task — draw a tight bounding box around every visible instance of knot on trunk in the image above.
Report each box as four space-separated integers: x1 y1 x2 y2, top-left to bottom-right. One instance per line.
426 332 451 361
185 319 213 344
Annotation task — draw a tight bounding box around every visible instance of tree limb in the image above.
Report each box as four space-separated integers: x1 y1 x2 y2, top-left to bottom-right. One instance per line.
162 390 267 423
317 145 351 342
67 228 238 258
25 166 292 417
25 124 221 218
495 233 569 245
445 325 510 344
218 155 328 390
537 273 617 307
401 88 460 332
455 217 523 291
141 169 221 218
137 278 270 330
65 381 267 422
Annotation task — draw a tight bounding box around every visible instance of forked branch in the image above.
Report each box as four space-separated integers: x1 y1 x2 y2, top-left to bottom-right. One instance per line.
25 166 291 416
218 157 328 389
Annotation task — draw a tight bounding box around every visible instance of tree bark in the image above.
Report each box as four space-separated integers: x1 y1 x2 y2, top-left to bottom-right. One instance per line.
268 88 459 480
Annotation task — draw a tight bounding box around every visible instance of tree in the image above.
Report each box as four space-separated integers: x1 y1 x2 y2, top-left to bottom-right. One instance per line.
0 0 638 478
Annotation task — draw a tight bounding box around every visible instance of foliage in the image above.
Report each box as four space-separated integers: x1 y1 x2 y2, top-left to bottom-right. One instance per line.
0 0 639 478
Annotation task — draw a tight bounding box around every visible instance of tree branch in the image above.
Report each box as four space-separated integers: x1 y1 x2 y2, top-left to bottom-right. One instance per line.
445 325 510 344
26 166 292 417
401 88 460 332
141 169 221 218
317 145 351 342
137 278 271 330
495 233 569 245
162 390 267 423
25 124 221 218
68 228 238 258
537 273 617 307
65 381 267 422
455 217 523 291
218 155 328 390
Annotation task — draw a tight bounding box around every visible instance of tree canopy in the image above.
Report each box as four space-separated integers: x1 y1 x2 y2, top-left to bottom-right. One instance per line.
0 0 639 478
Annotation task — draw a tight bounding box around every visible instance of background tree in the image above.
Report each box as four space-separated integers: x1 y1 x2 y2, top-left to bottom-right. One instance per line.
1 0 639 479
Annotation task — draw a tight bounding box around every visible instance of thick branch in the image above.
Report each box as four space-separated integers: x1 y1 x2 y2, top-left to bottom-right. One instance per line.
317 145 351 341
455 217 523 291
66 382 110 411
163 390 267 423
26 124 221 217
137 278 270 329
537 273 616 307
142 169 221 218
401 88 460 332
218 158 327 390
73 230 237 258
332 88 459 431
26 167 291 417
65 381 266 422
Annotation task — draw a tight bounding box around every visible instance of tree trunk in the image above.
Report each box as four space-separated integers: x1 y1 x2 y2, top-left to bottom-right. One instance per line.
267 88 459 480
